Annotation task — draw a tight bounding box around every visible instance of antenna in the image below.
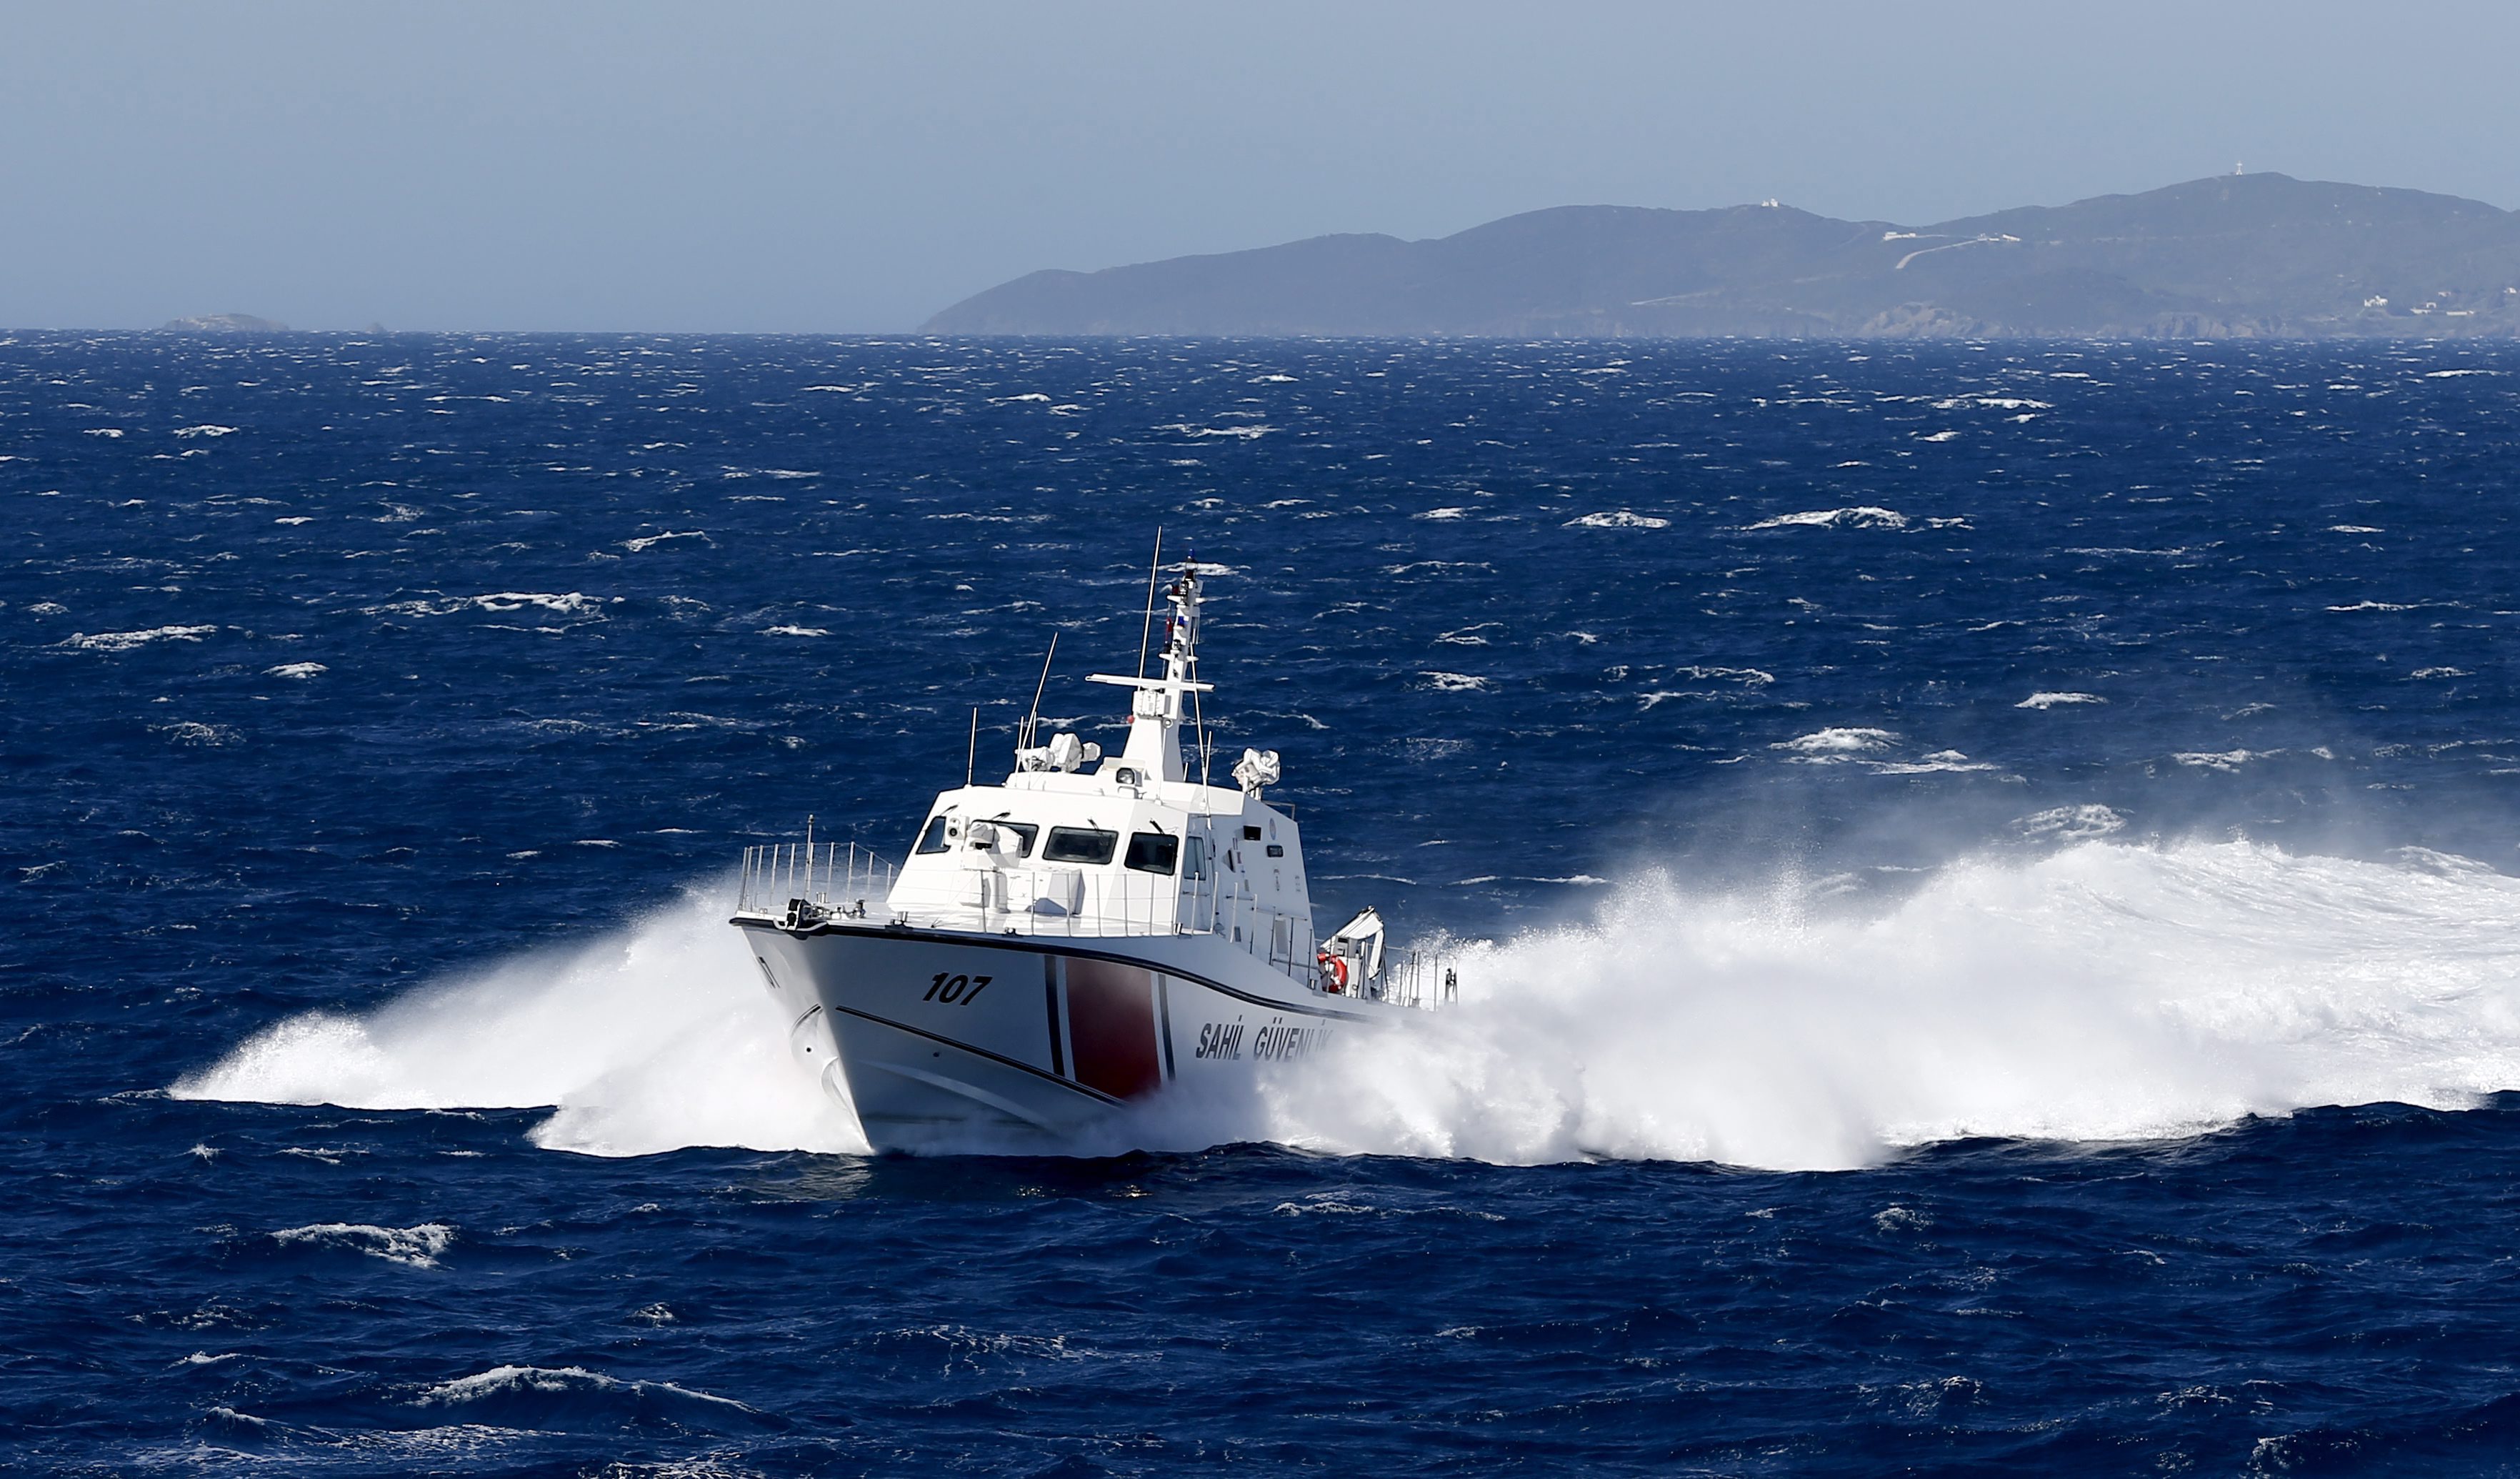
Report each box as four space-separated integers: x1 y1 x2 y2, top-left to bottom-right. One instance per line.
1194 679 1211 789
1186 546 1212 785
1134 528 1164 680
965 707 979 787
1019 630 1058 752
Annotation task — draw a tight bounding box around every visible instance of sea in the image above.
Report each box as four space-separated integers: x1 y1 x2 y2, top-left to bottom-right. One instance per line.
8 332 2520 1475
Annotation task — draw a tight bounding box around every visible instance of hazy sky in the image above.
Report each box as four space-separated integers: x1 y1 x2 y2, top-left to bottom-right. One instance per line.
6 1 2518 333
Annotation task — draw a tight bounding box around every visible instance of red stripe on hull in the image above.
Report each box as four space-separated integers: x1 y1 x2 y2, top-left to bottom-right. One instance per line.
1064 958 1163 1100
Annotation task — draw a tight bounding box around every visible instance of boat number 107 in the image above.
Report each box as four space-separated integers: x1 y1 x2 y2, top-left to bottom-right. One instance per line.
923 972 992 1005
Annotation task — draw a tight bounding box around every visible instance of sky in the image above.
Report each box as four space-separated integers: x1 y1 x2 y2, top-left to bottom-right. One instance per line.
5 1 2518 333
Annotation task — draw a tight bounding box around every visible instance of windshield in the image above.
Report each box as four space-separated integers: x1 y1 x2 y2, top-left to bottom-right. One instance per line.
1125 831 1179 875
1042 826 1117 865
914 816 950 855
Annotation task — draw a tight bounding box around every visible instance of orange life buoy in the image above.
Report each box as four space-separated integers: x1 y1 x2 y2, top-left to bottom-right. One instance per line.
1318 952 1349 993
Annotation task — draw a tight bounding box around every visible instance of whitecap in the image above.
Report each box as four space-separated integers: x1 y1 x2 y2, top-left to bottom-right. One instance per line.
2017 692 2106 709
762 624 829 637
2172 750 2261 772
469 592 600 615
622 530 707 553
1871 751 2000 775
1679 666 1775 687
1744 507 1909 532
369 592 604 619
266 662 327 679
1156 422 1274 439
156 721 239 747
59 624 216 650
271 1222 454 1268
1774 727 1898 757
416 1364 753 1410
1420 672 1493 692
1565 510 1670 529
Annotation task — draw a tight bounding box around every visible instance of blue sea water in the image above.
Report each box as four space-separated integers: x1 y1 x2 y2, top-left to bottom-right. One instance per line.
10 332 2520 1473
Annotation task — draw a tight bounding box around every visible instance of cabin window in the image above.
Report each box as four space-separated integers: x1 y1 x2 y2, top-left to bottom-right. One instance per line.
914 817 951 855
1184 835 1210 880
1243 825 1264 840
983 820 1039 857
1042 826 1118 865
1126 830 1179 875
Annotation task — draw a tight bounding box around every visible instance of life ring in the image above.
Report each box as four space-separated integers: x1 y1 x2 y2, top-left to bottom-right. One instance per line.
1317 952 1349 993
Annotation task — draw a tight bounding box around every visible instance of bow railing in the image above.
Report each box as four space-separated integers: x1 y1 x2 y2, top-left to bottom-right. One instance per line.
736 842 896 926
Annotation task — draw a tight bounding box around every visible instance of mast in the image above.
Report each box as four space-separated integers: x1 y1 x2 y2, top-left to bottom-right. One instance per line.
1087 556 1214 784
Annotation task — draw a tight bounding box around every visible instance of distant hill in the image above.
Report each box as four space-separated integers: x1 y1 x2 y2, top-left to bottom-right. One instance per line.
161 314 289 333
924 174 2520 339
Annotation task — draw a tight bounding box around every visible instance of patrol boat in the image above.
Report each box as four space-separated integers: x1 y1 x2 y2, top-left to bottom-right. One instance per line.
731 555 1451 1152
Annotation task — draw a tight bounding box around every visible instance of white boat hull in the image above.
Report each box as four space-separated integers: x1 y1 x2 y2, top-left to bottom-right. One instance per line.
736 918 1385 1153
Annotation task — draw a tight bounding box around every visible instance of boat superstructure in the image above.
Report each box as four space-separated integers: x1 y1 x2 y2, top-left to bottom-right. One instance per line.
731 554 1449 1152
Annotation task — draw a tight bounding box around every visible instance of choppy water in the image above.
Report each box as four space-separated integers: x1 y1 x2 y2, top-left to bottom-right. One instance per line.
10 332 2520 1473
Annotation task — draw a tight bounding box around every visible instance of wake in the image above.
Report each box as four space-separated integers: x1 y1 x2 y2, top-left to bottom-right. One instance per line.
175 840 2520 1171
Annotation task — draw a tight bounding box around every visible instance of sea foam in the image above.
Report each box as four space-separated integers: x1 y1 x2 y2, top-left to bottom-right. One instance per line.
1217 840 2520 1170
177 838 2520 1173
172 882 868 1157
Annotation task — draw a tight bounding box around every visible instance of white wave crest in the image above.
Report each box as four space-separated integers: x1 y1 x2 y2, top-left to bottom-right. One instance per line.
2173 750 2263 772
416 1364 751 1410
2017 692 2106 709
1869 750 1996 775
171 884 866 1157
1744 507 1910 532
271 1222 454 1268
1775 726 1897 757
366 592 604 619
60 624 216 650
1565 510 1670 529
622 531 708 553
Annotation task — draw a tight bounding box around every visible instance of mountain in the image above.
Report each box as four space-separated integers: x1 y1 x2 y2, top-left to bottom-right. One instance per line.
161 314 291 333
924 174 2520 339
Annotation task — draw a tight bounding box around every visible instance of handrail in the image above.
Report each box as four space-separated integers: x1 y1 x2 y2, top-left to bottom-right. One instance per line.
734 839 1449 1005
736 841 899 924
